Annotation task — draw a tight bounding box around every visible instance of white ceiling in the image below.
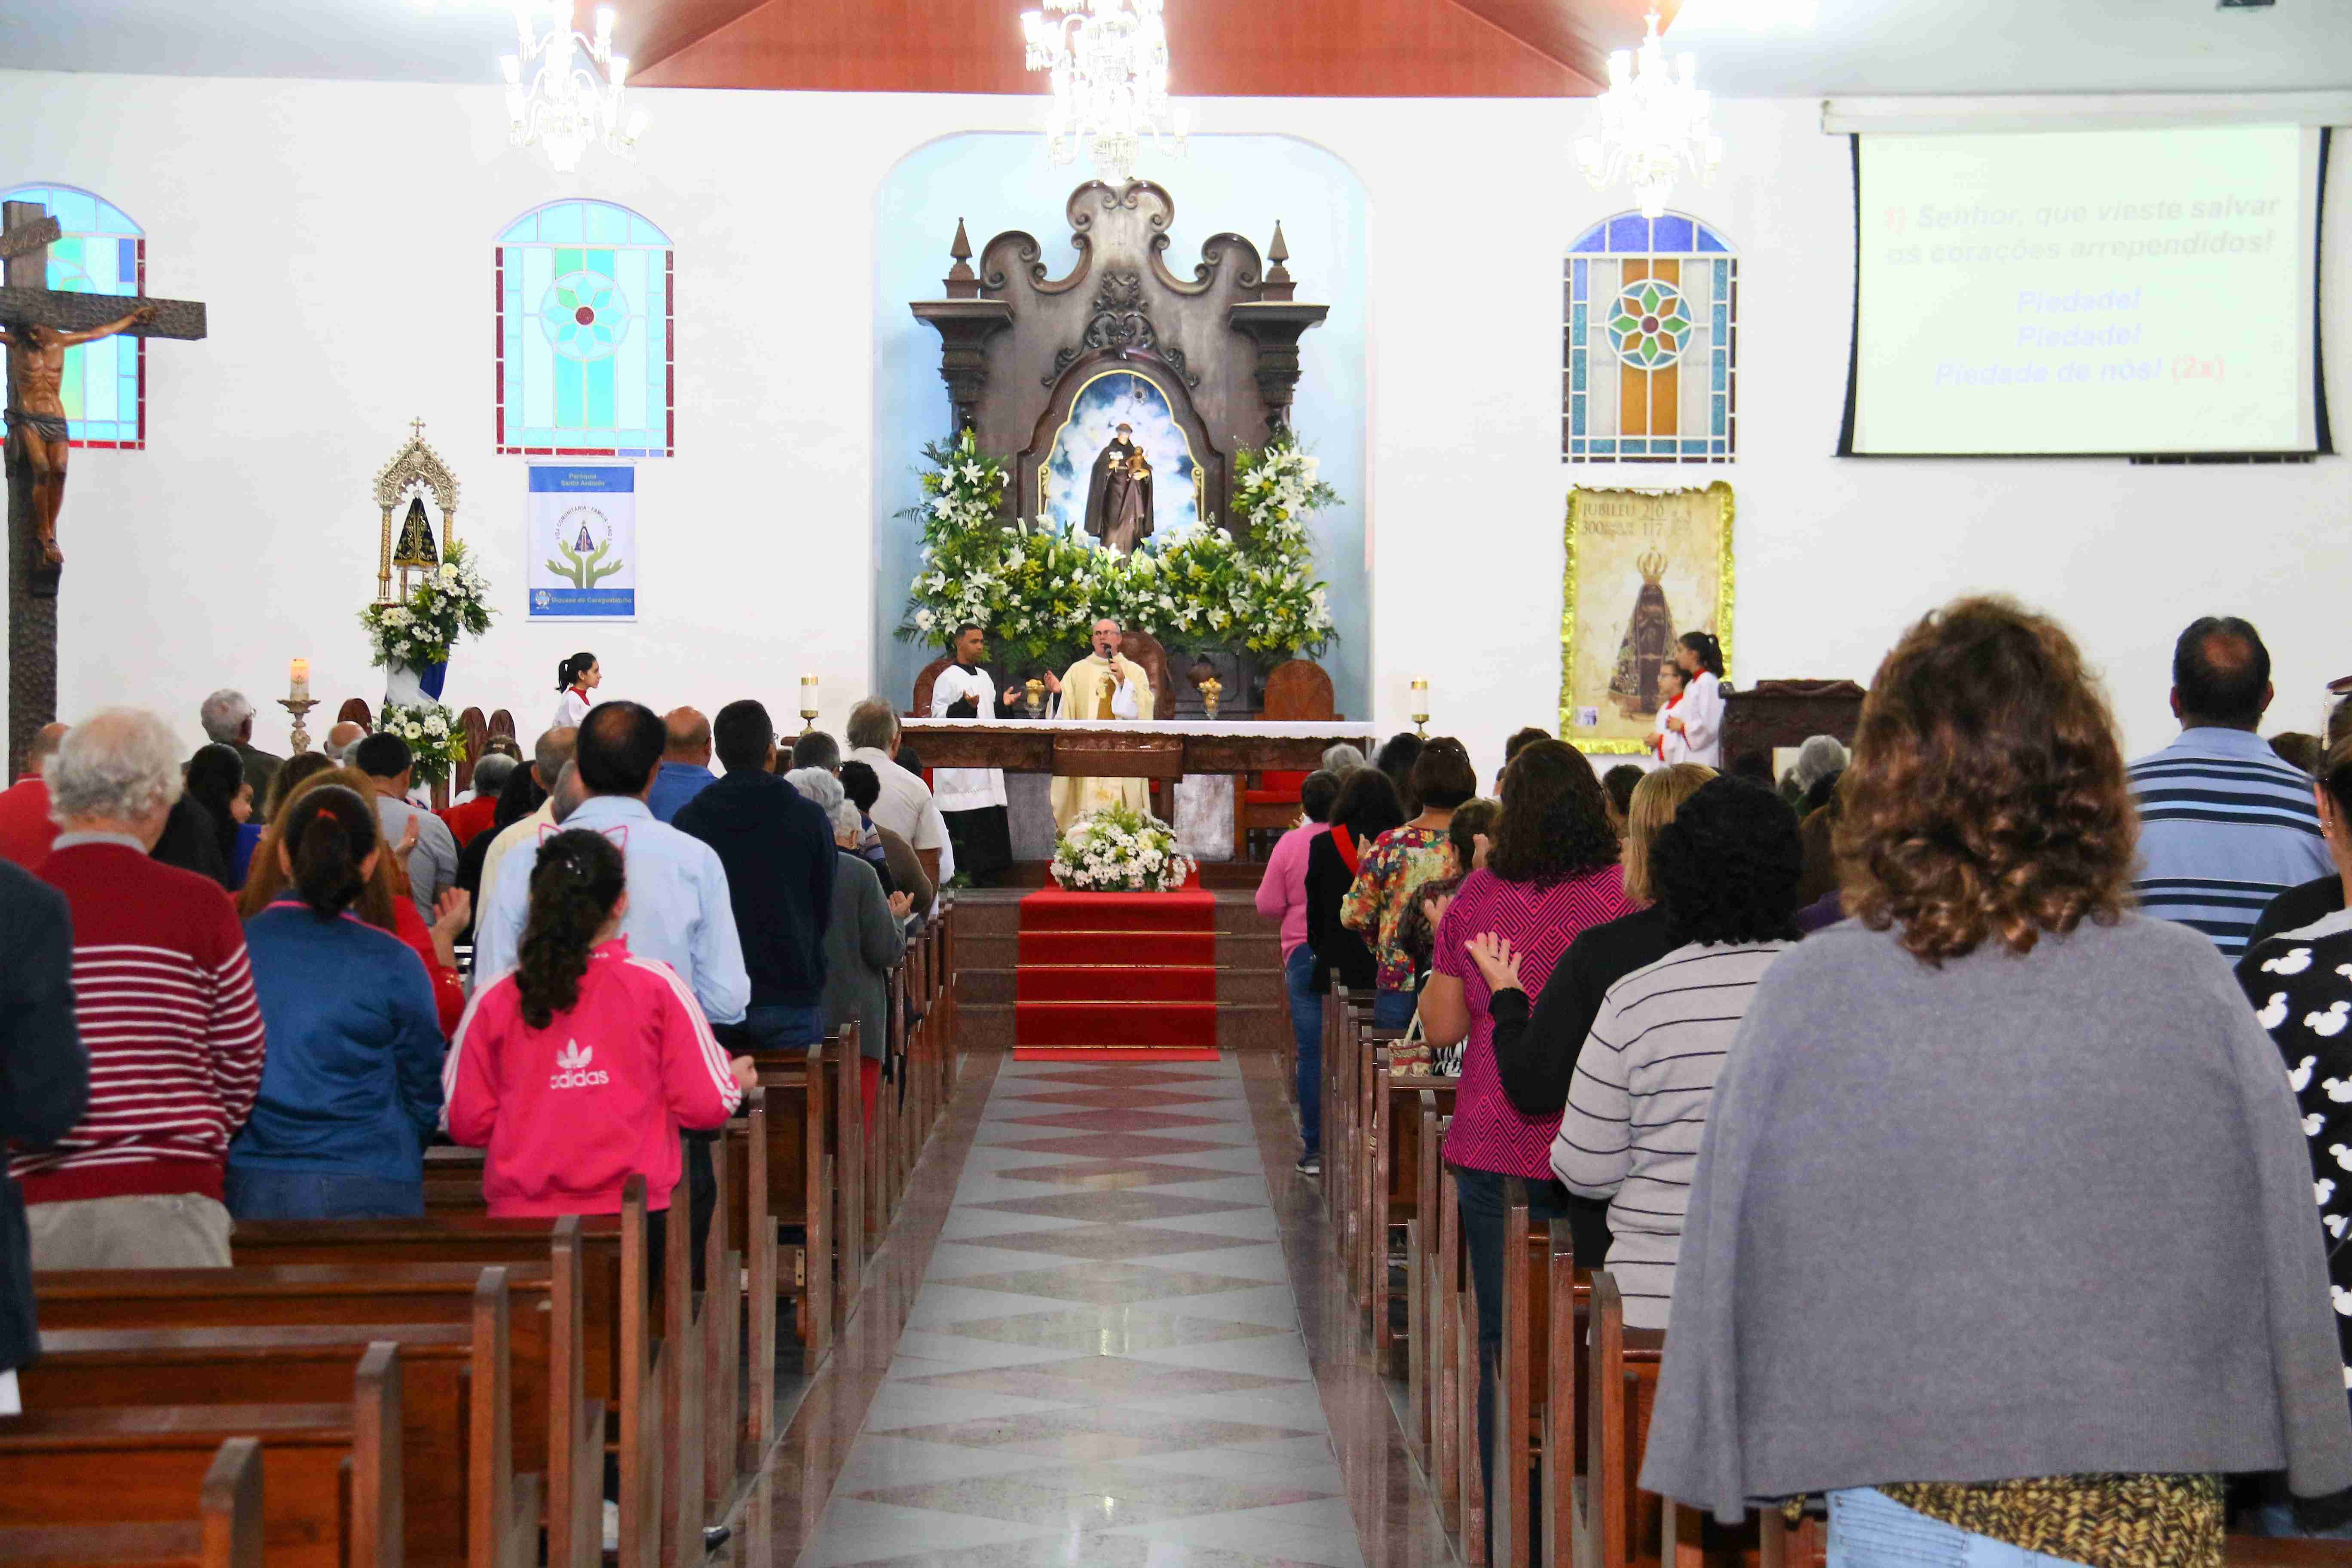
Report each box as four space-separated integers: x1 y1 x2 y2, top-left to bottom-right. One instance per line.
2 0 2348 97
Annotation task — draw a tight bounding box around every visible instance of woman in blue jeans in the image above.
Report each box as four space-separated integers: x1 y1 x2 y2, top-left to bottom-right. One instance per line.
227 785 445 1219
1255 770 1344 1171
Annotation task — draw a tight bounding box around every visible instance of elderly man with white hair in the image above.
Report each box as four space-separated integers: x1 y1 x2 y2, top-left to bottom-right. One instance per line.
842 697 953 886
17 709 266 1269
199 688 284 802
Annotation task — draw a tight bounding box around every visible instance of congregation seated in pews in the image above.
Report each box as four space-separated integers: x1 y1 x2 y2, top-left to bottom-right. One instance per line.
1289 600 2352 1567
1 680 965 1566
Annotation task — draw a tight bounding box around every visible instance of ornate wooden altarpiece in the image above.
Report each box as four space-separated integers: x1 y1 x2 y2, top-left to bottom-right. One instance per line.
909 180 1327 719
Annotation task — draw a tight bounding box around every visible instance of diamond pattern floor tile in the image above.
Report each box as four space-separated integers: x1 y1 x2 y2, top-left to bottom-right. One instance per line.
967 1189 1261 1224
956 1225 1271 1261
986 1160 1244 1190
897 1354 1299 1403
939 1308 1289 1352
795 1055 1391 1568
941 1261 1278 1305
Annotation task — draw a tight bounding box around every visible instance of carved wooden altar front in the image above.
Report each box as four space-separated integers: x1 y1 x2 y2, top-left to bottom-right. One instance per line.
911 181 1327 539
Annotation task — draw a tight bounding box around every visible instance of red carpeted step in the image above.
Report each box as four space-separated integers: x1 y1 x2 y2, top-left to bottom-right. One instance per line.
1015 1000 1219 1048
1018 887 1216 934
1017 965 1217 1003
1019 930 1216 967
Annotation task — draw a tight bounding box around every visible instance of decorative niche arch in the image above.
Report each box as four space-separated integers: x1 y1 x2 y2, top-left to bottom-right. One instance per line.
373 420 460 605
913 180 1326 536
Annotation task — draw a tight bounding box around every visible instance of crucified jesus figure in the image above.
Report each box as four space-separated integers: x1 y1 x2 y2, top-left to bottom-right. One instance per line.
2 304 156 568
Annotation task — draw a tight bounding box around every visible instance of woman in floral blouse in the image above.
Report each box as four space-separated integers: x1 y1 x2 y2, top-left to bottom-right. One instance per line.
1342 738 1478 1029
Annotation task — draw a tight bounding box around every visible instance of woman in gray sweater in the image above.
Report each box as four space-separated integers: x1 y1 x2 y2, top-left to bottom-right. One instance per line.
1640 597 2352 1568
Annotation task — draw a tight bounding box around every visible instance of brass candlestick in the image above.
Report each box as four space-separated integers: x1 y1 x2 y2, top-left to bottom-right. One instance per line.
799 706 818 735
279 697 319 754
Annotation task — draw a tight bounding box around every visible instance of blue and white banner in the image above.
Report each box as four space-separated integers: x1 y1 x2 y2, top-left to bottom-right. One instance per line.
527 465 636 620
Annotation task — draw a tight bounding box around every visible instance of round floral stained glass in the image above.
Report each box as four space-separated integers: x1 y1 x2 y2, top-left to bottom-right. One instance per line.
1605 279 1694 369
539 270 631 362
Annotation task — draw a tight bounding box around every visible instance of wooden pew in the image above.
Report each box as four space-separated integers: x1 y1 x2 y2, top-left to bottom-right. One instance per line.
221 1205 631 1568
1406 1091 1446 1470
750 1024 864 1335
0 1343 400 1568
0 1434 262 1568
36 1257 585 1566
1587 1274 1667 1568
24 1271 529 1568
1431 1141 1462 1534
1493 1179 1590 1568
1372 1071 1452 1366
1546 1218 1590 1568
1455 1183 1489 1568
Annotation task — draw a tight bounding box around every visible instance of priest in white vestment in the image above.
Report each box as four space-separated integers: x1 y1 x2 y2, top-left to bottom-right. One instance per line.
1044 618 1158 830
930 623 1021 881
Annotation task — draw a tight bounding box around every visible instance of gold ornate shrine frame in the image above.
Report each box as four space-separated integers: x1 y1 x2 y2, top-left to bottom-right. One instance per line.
372 423 462 605
1559 481 1735 753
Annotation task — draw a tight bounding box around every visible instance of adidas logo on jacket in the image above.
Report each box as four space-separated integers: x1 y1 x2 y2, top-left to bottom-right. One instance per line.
443 938 741 1217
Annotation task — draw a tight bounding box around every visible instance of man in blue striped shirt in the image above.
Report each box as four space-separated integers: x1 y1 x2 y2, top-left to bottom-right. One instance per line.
2128 616 2331 957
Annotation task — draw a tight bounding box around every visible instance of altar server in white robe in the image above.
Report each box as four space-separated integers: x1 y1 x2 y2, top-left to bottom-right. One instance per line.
931 623 1022 882
1043 617 1157 830
1663 630 1725 769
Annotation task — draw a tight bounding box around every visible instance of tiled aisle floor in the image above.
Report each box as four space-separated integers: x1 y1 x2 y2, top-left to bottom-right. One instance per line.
761 1052 1453 1568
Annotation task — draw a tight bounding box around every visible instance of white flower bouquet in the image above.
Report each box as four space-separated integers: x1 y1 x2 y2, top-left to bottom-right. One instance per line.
1049 802 1197 894
359 538 495 671
896 429 1339 673
377 700 471 789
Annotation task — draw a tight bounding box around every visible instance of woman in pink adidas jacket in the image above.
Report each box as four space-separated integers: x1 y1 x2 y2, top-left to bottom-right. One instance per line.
444 828 755 1218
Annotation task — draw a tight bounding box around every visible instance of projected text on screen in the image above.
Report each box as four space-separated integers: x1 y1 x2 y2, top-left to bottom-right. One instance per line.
1849 124 2322 456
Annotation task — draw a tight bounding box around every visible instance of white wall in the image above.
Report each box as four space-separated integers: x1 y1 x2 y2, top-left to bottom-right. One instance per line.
2 77 2344 782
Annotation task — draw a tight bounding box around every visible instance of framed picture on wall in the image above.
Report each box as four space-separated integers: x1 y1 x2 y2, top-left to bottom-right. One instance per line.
1559 481 1734 753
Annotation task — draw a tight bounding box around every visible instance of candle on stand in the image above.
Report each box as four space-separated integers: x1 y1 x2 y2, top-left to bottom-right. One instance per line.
1409 676 1431 737
290 659 310 701
799 674 821 735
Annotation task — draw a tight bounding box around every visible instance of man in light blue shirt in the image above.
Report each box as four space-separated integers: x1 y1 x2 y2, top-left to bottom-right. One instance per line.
645 707 717 824
474 700 749 1028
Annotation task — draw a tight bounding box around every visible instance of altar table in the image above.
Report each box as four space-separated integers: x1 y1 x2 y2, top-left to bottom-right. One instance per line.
898 719 1377 862
896 718 1378 779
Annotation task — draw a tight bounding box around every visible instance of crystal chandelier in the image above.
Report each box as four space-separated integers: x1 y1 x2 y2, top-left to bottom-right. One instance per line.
1019 0 1188 184
501 2 648 175
1574 9 1724 220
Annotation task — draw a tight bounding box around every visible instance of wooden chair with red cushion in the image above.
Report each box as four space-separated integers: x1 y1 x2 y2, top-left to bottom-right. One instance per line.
1234 659 1340 860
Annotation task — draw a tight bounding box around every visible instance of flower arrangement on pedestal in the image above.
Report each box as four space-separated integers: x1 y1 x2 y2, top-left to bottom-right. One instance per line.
359 539 495 702
1050 802 1197 893
895 430 1338 674
375 700 471 790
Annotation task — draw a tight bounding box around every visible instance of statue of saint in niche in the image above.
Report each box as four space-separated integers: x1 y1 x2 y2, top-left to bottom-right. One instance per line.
1084 423 1155 555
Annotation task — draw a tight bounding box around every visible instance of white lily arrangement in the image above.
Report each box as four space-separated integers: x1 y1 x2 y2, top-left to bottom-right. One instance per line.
359 539 495 671
896 429 1338 674
376 700 471 789
1049 802 1197 894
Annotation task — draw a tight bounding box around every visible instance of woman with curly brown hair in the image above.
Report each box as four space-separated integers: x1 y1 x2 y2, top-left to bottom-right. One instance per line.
1420 738 1633 1544
1642 598 2352 1568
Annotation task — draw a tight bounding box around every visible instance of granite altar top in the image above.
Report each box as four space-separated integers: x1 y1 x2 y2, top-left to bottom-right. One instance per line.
898 717 1375 739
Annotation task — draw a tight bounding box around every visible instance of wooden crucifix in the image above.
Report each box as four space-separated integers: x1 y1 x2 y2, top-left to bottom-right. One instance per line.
3 198 208 780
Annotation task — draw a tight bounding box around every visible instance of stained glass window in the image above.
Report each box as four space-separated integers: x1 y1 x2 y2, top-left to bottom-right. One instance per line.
496 200 673 458
1565 211 1736 463
0 184 144 449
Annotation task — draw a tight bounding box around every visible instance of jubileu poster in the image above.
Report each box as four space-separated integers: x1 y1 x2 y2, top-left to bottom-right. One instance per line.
527 465 636 621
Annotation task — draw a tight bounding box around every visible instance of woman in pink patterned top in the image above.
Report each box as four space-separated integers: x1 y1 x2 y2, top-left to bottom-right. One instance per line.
1421 739 1633 1544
